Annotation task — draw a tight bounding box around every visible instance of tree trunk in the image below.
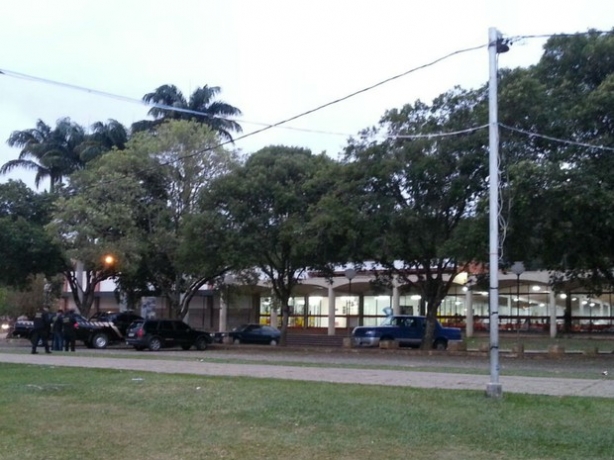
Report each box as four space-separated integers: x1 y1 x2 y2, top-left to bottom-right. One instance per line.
421 301 440 350
278 294 291 346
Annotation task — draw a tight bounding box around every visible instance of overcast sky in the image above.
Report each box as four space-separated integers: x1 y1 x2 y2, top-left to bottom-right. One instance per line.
1 0 612 190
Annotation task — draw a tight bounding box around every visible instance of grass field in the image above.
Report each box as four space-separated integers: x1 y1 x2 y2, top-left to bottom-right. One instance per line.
467 334 614 353
2 363 614 460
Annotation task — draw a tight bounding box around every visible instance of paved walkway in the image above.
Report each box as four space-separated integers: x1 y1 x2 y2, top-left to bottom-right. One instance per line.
1 351 614 398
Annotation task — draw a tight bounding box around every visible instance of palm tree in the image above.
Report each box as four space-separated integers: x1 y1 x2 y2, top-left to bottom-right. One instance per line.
133 84 242 142
79 119 128 163
1 118 86 192
2 118 129 192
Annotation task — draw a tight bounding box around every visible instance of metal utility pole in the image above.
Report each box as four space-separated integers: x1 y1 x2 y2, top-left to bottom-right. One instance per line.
486 27 508 398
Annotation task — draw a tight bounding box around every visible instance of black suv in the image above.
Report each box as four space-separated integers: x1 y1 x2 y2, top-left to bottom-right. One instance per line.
126 319 212 351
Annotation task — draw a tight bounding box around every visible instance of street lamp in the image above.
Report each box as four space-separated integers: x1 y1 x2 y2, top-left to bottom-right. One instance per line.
344 268 356 330
103 254 116 267
510 261 525 334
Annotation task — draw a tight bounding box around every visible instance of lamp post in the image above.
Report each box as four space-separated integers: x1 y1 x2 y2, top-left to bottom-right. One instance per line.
344 268 356 331
510 261 525 334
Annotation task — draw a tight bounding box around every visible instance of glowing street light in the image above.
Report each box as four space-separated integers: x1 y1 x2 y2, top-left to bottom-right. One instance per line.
103 254 116 267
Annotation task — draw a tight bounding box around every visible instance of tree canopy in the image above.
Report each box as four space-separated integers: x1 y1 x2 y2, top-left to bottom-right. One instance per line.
195 145 339 343
133 84 243 142
1 118 128 192
340 86 489 348
0 181 64 289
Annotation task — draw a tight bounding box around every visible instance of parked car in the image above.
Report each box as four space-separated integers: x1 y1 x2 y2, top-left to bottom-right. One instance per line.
12 313 134 349
89 311 143 336
352 315 462 350
219 324 281 346
125 319 212 351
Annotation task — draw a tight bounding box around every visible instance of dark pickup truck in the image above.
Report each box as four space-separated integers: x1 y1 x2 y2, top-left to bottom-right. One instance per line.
351 315 462 350
11 311 142 349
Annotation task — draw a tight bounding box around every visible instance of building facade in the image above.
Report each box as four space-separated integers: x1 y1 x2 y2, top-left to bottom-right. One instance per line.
62 268 614 338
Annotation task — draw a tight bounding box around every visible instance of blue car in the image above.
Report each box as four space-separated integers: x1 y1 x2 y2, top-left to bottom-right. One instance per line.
222 324 281 346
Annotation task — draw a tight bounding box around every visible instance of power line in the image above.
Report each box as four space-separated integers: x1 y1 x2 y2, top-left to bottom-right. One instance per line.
499 124 614 152
391 124 488 139
0 41 485 148
502 29 614 49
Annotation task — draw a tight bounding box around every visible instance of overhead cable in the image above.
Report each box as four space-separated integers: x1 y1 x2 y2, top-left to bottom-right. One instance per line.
0 41 485 148
391 124 488 139
499 124 614 152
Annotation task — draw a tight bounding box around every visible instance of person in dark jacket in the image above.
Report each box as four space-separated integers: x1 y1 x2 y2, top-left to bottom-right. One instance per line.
62 309 78 352
52 309 64 351
31 306 52 354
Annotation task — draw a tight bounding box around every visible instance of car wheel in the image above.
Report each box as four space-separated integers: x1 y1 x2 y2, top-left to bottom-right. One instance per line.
91 332 109 349
269 339 278 346
148 337 162 351
233 338 241 345
433 339 447 351
195 337 208 351
181 344 191 351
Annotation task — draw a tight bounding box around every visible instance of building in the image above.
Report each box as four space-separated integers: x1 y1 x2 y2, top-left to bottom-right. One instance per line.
61 265 614 338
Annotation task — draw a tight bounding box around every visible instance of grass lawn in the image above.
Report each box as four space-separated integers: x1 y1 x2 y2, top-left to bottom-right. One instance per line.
1 363 614 460
466 334 614 353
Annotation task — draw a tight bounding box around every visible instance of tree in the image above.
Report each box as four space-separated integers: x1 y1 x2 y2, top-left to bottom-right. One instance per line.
2 118 85 192
499 30 614 291
343 87 489 349
79 119 128 163
51 120 238 318
0 181 64 289
46 151 154 316
133 84 243 142
197 146 340 344
132 120 238 318
1 118 128 192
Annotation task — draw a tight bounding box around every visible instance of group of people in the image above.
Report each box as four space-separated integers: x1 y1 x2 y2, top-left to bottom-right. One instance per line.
30 306 78 354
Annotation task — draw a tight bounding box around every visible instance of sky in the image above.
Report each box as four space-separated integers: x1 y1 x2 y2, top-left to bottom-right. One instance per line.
0 0 612 191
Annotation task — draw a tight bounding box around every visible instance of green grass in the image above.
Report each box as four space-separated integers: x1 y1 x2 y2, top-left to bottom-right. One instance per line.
467 334 614 353
1 363 614 459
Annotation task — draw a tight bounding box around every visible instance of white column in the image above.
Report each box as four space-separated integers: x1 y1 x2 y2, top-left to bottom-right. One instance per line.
599 301 604 318
392 280 401 316
75 260 84 308
327 284 335 336
549 290 557 338
465 290 474 338
271 309 278 328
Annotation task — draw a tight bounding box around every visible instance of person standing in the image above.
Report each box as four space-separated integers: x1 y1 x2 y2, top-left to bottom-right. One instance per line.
52 309 64 351
62 309 77 352
31 306 52 354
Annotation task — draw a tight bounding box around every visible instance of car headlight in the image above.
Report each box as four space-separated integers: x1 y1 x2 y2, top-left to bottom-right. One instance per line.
1 323 9 331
